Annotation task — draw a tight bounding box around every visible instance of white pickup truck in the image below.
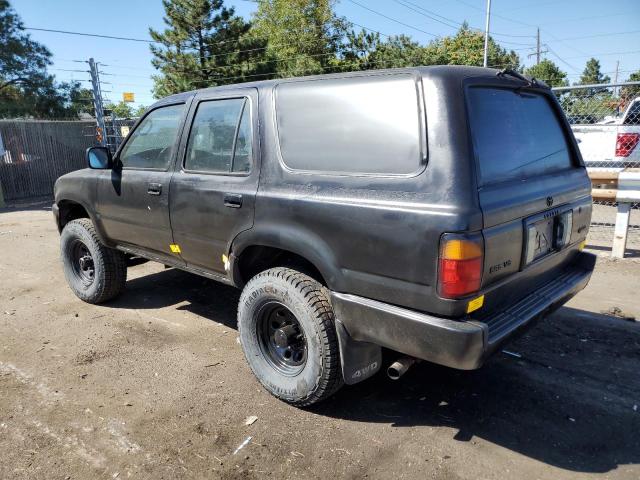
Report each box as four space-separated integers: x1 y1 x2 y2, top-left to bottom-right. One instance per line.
571 97 640 168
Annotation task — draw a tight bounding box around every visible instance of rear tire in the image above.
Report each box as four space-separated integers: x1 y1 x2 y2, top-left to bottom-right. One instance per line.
60 218 127 304
238 267 343 406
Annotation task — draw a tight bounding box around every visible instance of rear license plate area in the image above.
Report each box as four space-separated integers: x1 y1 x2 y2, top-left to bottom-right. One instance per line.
524 208 573 265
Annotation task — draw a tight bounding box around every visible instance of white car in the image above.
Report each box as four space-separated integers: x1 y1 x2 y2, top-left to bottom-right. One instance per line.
572 97 640 168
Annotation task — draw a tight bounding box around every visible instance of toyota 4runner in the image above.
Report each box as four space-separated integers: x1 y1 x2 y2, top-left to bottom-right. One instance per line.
53 66 595 406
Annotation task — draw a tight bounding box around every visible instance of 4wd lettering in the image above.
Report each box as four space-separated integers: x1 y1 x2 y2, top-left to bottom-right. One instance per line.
351 362 379 380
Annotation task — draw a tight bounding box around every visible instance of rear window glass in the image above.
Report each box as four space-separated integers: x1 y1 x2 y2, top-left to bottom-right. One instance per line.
467 87 574 185
275 75 422 175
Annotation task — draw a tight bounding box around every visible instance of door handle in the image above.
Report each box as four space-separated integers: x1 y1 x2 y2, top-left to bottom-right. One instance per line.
224 193 243 208
147 183 162 196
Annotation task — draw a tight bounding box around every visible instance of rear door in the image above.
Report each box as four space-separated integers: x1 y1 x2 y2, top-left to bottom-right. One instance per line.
169 88 259 275
466 85 592 291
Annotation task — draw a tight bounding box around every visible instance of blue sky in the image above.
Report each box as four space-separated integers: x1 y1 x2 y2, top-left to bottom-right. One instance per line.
11 0 640 108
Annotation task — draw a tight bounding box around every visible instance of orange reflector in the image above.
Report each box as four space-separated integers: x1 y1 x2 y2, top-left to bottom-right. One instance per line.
441 239 483 260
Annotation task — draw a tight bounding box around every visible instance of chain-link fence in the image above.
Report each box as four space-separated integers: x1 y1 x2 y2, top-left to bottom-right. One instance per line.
553 81 640 256
88 115 138 155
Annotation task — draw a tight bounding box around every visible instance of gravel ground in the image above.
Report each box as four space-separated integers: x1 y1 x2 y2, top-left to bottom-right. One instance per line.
1 204 639 480
589 203 640 253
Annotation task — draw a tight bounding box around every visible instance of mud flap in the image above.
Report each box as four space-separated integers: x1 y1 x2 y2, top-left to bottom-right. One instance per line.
335 318 382 385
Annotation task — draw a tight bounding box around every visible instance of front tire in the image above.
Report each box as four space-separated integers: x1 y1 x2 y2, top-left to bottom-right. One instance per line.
60 218 127 304
238 268 343 406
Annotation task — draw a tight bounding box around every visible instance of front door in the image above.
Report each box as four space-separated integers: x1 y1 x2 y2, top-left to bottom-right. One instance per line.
169 89 259 274
95 102 188 259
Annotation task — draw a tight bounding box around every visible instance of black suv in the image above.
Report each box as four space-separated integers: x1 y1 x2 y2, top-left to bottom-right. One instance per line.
53 66 595 406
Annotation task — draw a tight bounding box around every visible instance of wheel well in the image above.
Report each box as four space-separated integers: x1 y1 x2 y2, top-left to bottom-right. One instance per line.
235 246 326 287
58 201 90 230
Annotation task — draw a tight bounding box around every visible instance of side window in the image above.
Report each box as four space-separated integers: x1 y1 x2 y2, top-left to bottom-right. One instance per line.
185 98 252 174
275 75 422 175
233 102 252 173
119 104 184 169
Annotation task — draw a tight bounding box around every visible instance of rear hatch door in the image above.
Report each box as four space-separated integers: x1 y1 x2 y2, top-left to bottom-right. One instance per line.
466 82 592 309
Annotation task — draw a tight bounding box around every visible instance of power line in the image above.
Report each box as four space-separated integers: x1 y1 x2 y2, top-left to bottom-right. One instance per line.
549 29 640 43
349 20 392 38
564 49 640 60
545 45 580 73
346 0 439 38
539 12 627 27
393 0 536 40
25 27 158 43
452 0 534 28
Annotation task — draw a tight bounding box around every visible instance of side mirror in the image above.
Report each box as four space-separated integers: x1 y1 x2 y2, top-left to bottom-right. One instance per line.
86 146 112 169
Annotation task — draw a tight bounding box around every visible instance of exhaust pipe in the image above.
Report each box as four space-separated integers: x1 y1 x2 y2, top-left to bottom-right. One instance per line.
387 356 419 380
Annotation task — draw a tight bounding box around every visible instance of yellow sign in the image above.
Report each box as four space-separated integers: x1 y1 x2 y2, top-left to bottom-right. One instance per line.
122 92 135 103
169 244 181 254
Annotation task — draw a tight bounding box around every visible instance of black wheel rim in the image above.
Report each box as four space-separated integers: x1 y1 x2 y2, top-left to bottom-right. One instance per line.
256 302 307 376
70 240 95 286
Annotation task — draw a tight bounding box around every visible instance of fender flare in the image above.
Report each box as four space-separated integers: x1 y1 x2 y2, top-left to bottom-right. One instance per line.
55 198 112 247
229 223 345 291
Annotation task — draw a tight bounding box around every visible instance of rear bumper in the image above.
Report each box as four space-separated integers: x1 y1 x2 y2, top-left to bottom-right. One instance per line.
331 252 596 370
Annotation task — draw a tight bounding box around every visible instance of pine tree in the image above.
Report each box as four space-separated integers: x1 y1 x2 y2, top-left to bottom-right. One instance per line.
249 0 349 78
149 0 268 97
578 58 611 85
0 0 51 93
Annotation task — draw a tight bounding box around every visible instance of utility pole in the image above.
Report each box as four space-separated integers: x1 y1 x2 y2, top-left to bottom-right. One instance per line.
88 58 107 147
536 28 541 65
483 0 492 68
614 60 620 97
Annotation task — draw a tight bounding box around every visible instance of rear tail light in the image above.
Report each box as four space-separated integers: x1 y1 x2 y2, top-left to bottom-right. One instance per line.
615 133 640 157
438 233 484 299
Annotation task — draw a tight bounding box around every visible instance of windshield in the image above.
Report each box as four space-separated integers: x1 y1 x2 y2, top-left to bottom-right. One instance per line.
467 87 575 186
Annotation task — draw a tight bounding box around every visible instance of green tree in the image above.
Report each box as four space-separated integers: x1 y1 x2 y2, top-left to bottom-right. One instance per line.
105 101 133 118
561 58 615 124
620 70 640 104
578 58 611 85
343 30 435 71
133 104 148 117
249 0 348 78
0 0 51 93
344 24 520 72
0 0 75 118
524 59 568 87
423 25 520 69
62 82 94 117
149 0 268 97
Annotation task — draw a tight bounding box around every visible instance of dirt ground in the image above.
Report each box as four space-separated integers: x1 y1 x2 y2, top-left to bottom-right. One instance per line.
1 203 639 480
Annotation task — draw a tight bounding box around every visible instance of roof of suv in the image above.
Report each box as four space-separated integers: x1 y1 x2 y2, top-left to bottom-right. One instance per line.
152 65 506 108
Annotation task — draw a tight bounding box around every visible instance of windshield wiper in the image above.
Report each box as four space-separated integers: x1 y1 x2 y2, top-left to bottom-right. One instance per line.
496 68 544 89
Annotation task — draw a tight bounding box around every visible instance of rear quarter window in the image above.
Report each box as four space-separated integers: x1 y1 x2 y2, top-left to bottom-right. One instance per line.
467 87 575 186
275 74 423 175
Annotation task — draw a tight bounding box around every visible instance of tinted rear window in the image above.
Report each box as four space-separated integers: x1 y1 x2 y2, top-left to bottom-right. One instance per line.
275 75 423 175
467 87 574 185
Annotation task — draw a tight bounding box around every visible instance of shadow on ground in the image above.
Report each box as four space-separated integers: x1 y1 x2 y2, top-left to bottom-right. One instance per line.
110 267 640 474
